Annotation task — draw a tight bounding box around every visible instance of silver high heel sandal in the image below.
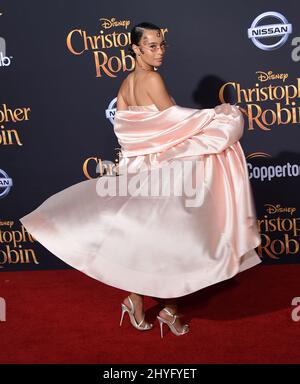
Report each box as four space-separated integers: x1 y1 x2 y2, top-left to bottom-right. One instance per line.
156 308 189 338
119 295 153 331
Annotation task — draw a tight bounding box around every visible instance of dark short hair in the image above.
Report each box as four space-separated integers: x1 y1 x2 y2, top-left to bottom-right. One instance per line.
128 22 161 59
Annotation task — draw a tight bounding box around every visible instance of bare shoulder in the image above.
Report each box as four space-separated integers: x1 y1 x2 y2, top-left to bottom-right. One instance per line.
145 71 169 95
118 73 130 93
117 75 131 110
145 71 165 86
118 73 134 99
145 71 174 110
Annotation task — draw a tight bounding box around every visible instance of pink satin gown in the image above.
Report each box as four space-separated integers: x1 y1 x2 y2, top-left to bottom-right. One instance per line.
19 102 262 298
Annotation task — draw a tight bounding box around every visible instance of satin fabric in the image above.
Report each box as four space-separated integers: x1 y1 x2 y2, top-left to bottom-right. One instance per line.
20 103 262 298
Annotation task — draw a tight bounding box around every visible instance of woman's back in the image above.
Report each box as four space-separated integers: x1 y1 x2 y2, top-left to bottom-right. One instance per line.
117 71 175 111
121 72 154 106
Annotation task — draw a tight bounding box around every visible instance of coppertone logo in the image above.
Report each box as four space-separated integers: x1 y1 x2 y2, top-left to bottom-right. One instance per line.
248 11 292 51
0 169 13 198
246 153 300 182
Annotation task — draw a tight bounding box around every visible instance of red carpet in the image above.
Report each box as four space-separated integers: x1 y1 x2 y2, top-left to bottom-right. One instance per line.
1 264 300 364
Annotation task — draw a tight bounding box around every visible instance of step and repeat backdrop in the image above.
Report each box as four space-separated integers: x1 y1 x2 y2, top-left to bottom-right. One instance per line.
1 0 300 272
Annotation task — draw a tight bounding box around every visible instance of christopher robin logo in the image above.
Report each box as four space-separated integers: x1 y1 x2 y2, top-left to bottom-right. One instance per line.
257 204 300 260
66 17 168 78
219 71 300 131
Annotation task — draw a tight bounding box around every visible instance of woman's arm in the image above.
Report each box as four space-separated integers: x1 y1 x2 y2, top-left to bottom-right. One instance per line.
116 85 128 111
146 72 175 111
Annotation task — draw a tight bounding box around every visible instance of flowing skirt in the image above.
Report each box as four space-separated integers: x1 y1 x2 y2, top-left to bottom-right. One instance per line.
20 141 261 298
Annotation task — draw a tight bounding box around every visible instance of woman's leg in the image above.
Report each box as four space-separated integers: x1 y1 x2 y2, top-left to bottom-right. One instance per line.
164 298 178 313
159 297 186 332
123 292 150 326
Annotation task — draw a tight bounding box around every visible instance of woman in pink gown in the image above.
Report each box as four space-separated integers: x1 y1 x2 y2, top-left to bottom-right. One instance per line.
20 22 262 338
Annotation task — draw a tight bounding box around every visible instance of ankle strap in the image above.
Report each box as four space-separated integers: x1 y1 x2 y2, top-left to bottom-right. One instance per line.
163 307 176 316
163 307 178 317
128 295 134 310
163 308 178 325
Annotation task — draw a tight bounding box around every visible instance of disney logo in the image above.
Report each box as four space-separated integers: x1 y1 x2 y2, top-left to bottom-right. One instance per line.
0 220 14 227
265 204 296 215
256 71 288 82
99 18 130 29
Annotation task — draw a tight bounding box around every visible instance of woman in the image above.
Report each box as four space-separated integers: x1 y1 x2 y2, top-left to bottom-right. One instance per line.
20 22 262 338
117 22 188 336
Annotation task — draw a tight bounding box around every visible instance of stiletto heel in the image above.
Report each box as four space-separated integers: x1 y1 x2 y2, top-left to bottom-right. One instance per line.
158 317 164 338
156 307 189 338
119 304 127 326
119 296 153 331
